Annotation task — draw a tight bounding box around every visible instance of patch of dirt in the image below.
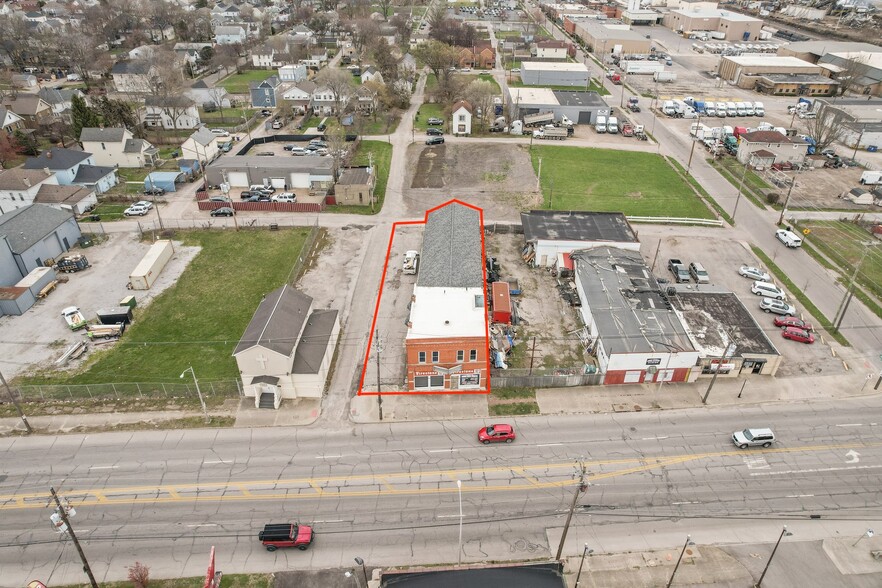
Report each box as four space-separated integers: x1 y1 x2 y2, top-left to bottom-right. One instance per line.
411 145 447 189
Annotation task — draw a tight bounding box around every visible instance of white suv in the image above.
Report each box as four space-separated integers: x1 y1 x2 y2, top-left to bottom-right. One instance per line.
124 204 151 216
751 281 785 300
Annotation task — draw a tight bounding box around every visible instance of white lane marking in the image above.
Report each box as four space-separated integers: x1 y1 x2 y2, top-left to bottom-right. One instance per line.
204 460 229 465
751 465 882 476
437 514 464 519
845 449 861 464
744 456 770 470
315 455 342 459
89 465 118 470
187 523 219 528
672 501 700 505
537 443 563 447
835 423 863 427
313 520 345 523
642 436 669 441
786 495 815 498
427 449 458 453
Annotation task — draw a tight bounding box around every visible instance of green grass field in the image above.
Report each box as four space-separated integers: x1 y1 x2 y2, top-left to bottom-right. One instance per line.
218 70 274 94
27 230 310 384
414 103 445 132
508 78 609 96
198 107 256 126
330 140 392 214
529 146 715 218
799 220 882 302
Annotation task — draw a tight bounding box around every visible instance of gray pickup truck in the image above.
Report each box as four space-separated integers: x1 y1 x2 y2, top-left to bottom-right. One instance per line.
668 258 691 283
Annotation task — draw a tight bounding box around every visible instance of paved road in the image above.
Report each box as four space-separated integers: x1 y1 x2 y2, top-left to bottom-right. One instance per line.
1 398 880 584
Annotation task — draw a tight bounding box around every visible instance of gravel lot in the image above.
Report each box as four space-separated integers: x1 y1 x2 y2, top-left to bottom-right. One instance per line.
1 234 200 379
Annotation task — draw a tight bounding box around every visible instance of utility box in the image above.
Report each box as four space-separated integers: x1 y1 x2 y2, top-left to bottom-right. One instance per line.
96 306 134 325
119 295 137 309
129 239 174 290
491 281 512 325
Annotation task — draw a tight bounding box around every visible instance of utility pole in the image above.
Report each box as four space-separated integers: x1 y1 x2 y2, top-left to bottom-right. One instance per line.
686 110 702 173
528 337 537 375
851 124 865 162
777 171 798 226
0 370 32 433
536 157 542 191
375 328 383 420
50 487 98 588
369 152 375 212
650 238 662 272
549 178 554 209
555 461 587 560
732 156 752 219
833 242 875 330
702 331 735 404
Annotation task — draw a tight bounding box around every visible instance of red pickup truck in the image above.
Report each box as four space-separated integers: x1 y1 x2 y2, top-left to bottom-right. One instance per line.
258 523 314 551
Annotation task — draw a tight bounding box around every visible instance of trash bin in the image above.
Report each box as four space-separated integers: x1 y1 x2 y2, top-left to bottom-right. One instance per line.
78 236 94 248
119 295 137 309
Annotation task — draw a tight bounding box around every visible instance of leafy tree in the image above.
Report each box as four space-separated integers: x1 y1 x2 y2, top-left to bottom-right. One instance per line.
13 130 39 156
71 94 100 141
374 39 398 82
0 133 20 168
93 96 140 134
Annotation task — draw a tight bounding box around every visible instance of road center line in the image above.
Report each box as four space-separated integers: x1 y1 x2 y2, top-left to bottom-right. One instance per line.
751 465 882 476
89 466 118 470
835 423 864 427
186 523 219 528
672 501 700 505
642 436 669 441
786 495 815 498
315 455 343 459
436 514 464 519
204 461 229 465
537 443 563 447
427 449 458 453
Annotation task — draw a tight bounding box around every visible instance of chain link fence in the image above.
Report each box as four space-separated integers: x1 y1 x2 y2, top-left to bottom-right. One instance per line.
491 367 603 389
12 380 242 402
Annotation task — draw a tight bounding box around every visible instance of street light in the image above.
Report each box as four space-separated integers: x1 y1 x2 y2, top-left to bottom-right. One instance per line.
344 570 362 588
666 534 695 588
852 528 875 547
354 556 368 585
457 479 463 565
575 544 594 587
755 526 793 587
179 366 209 423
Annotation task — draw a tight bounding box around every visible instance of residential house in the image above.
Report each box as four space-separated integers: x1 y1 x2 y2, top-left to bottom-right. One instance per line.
334 167 375 206
149 24 176 42
0 107 25 136
451 100 473 137
399 53 417 80
0 204 82 286
312 86 348 115
79 127 159 168
736 130 808 166
33 184 97 215
249 76 283 109
290 24 313 38
0 169 58 215
38 87 87 121
11 74 37 88
405 201 488 392
2 95 53 128
458 41 496 69
215 25 247 45
252 45 276 68
23 148 118 194
143 96 202 130
278 63 308 83
282 80 316 114
361 66 384 85
180 127 221 165
233 284 339 405
534 40 569 60
354 85 378 114
186 80 232 109
212 4 240 20
111 60 155 93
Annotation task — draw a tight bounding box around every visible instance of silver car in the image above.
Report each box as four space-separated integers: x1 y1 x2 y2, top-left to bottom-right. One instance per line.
738 265 770 282
760 298 795 316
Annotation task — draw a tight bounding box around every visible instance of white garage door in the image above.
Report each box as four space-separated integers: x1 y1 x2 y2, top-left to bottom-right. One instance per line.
269 177 286 189
228 171 248 187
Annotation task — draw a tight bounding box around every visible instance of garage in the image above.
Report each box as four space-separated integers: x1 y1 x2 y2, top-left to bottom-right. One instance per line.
227 171 249 187
269 177 286 189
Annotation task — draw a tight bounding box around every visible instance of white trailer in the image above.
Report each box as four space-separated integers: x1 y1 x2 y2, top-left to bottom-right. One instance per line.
653 71 677 82
860 171 882 185
129 239 174 290
621 61 664 75
595 115 607 133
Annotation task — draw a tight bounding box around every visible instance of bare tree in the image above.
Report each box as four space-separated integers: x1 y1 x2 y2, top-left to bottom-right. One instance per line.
212 44 241 75
836 55 871 97
803 107 846 153
348 19 380 62
377 0 393 20
207 87 229 121
326 125 349 177
315 68 355 118
463 79 495 130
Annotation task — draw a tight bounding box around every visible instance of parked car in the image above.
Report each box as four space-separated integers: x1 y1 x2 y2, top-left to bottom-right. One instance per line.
123 204 150 216
760 298 795 316
781 326 815 344
240 191 255 199
738 265 770 282
260 109 273 117
309 139 328 148
732 428 775 449
208 196 230 202
143 187 164 196
272 120 283 129
209 128 230 136
272 193 296 202
774 316 814 331
427 128 444 136
133 200 154 210
283 144 297 151
478 424 516 444
511 68 521 73
427 117 444 125
290 147 307 156
317 122 327 132
256 151 274 156
426 136 445 145
210 207 234 217
751 281 786 300
258 522 313 552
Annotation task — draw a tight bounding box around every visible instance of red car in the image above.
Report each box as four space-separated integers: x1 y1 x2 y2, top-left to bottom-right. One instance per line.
478 424 516 444
774 316 814 331
782 326 814 344
258 522 314 551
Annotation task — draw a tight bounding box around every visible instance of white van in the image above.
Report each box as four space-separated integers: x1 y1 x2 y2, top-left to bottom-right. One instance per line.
271 192 296 202
751 280 786 300
775 228 802 248
607 116 619 134
595 115 607 134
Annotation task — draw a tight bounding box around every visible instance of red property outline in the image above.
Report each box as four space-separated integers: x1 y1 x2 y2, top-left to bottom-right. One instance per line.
357 199 492 396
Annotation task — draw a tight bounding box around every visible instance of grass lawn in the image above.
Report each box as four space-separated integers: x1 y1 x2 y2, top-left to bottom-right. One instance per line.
59 574 273 588
509 78 609 96
709 158 768 210
218 70 274 94
79 203 128 222
358 114 401 135
799 220 882 303
414 103 445 132
25 230 311 384
529 146 715 218
425 73 438 94
330 140 392 214
199 108 256 126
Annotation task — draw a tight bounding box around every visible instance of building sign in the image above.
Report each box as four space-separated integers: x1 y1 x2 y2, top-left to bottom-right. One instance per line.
646 358 662 366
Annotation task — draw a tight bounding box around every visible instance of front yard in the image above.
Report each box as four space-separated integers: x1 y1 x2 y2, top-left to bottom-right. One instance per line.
218 70 274 94
413 103 446 132
529 146 716 218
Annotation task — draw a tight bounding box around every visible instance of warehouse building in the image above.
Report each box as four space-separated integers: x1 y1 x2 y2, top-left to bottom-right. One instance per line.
520 61 590 87
508 87 610 125
520 210 639 268
564 17 652 58
817 51 882 97
717 55 823 89
778 40 882 65
205 156 334 191
663 8 762 41
754 74 838 97
815 98 882 150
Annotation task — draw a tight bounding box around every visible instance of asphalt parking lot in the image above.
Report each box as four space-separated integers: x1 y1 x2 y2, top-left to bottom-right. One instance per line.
0 234 200 379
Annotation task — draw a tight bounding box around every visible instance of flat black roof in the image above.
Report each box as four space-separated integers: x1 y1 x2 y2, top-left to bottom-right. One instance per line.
521 210 638 244
552 90 607 107
671 291 780 356
382 562 564 587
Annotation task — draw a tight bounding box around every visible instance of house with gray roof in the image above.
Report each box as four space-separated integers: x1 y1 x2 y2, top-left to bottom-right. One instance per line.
33 184 97 215
0 204 82 285
249 76 284 108
0 107 24 136
111 60 156 93
180 127 222 165
143 96 201 130
0 169 58 215
2 95 53 128
24 147 118 194
233 284 340 405
79 127 158 168
215 25 247 45
186 79 232 109
38 87 87 120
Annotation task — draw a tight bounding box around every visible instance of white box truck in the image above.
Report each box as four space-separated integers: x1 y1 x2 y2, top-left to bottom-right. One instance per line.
595 115 607 133
607 116 619 134
726 102 738 117
653 71 677 82
705 102 717 116
753 101 765 116
716 102 727 118
129 239 174 290
736 102 748 116
860 171 882 185
744 102 756 116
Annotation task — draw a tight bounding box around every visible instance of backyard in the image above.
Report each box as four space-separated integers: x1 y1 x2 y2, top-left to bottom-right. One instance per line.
25 229 311 384
529 146 716 218
330 140 392 214
198 107 257 127
413 103 446 132
218 70 274 94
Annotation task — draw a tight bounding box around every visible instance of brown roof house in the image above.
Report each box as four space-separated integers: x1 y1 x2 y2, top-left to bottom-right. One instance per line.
334 167 376 206
233 285 340 407
2 95 53 128
458 41 496 69
736 130 808 166
451 100 473 136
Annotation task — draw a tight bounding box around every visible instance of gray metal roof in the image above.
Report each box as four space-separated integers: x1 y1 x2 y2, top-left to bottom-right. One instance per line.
572 247 695 354
80 127 128 143
292 309 338 374
0 204 75 254
552 91 607 108
671 291 779 356
417 202 483 289
337 167 372 185
233 285 313 357
208 156 333 173
521 211 638 244
24 147 91 171
73 165 116 184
